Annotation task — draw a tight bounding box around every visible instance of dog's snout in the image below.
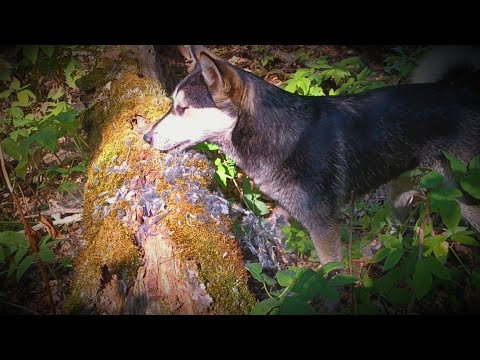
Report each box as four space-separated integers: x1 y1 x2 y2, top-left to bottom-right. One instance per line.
143 132 153 144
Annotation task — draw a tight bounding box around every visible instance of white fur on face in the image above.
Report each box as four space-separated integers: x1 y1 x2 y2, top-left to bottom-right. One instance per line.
150 106 236 151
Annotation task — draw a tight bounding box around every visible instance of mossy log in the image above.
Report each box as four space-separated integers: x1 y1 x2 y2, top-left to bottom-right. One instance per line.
66 46 256 314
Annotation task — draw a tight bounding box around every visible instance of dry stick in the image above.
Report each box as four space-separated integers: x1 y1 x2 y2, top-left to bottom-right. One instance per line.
0 144 56 315
348 190 356 314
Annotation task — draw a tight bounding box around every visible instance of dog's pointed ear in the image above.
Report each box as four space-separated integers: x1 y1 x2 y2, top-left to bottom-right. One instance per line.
198 51 242 99
189 45 212 61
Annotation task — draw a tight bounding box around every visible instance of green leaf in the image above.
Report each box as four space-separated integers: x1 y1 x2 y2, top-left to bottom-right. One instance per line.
433 241 449 263
461 174 480 200
450 234 480 247
420 171 444 188
195 142 220 151
251 298 281 315
14 248 28 265
424 257 451 280
41 45 54 58
275 296 317 315
0 68 11 81
33 125 59 151
429 187 463 201
329 274 360 287
47 87 64 100
10 77 20 90
317 261 344 277
470 156 480 171
61 256 73 268
384 287 411 305
245 262 274 286
442 150 467 178
23 45 39 65
38 248 55 263
0 231 29 248
16 254 35 281
17 90 30 104
2 138 22 162
439 200 461 232
277 269 296 287
0 89 12 99
369 247 391 263
0 247 5 263
424 235 447 248
413 258 432 299
383 247 404 271
253 199 269 216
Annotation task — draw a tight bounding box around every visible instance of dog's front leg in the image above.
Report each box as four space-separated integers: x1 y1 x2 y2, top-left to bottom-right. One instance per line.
308 222 343 266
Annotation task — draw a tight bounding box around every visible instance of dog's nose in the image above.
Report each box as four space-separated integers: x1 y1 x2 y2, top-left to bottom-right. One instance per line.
143 133 152 144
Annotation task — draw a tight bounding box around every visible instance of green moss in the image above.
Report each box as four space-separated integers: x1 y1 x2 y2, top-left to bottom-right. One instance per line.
69 45 255 314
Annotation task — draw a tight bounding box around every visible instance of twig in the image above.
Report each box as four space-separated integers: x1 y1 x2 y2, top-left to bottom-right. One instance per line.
450 245 472 276
0 143 56 315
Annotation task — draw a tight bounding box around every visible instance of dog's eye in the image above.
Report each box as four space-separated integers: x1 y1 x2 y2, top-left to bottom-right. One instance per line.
176 105 188 116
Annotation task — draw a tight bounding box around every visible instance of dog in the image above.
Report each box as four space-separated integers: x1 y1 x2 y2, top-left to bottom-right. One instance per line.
143 45 480 266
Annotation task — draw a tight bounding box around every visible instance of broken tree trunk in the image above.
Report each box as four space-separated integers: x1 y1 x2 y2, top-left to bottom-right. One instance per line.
65 45 256 314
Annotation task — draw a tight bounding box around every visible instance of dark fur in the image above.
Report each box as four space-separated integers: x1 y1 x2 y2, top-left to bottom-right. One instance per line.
145 46 480 265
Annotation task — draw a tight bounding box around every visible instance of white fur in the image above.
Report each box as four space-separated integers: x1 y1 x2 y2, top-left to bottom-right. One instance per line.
150 107 236 151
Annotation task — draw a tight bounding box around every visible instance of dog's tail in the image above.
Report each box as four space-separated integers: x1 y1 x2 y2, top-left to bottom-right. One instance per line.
411 46 480 92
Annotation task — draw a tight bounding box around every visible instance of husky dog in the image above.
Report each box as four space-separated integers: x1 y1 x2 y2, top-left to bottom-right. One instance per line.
144 45 480 266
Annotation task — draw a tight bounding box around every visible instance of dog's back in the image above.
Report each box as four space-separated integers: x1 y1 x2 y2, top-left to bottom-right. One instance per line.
145 45 480 265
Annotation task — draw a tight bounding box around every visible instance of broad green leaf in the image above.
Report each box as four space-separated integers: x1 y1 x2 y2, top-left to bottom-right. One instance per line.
47 87 64 100
433 241 449 263
461 174 480 200
277 269 296 287
0 231 29 248
275 296 317 315
424 235 447 248
251 298 281 315
318 261 344 277
17 90 30 104
439 201 461 232
329 273 360 287
284 81 297 93
195 142 219 151
38 248 55 263
429 187 463 201
61 256 73 268
451 234 480 247
384 287 411 305
245 263 265 283
442 150 467 178
33 126 59 151
420 171 444 188
0 68 11 81
2 138 22 161
253 199 269 216
10 77 20 90
8 106 23 119
413 258 432 299
23 45 39 65
0 89 12 99
470 156 480 171
16 254 35 281
14 248 28 265
369 247 391 263
0 247 5 263
424 257 451 280
383 247 404 271
41 45 54 58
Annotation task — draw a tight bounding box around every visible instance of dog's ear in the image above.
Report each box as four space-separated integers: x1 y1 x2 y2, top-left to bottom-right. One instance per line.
198 51 243 100
189 45 214 61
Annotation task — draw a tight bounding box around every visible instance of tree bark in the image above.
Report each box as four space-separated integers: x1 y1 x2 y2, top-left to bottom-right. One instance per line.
66 45 256 314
